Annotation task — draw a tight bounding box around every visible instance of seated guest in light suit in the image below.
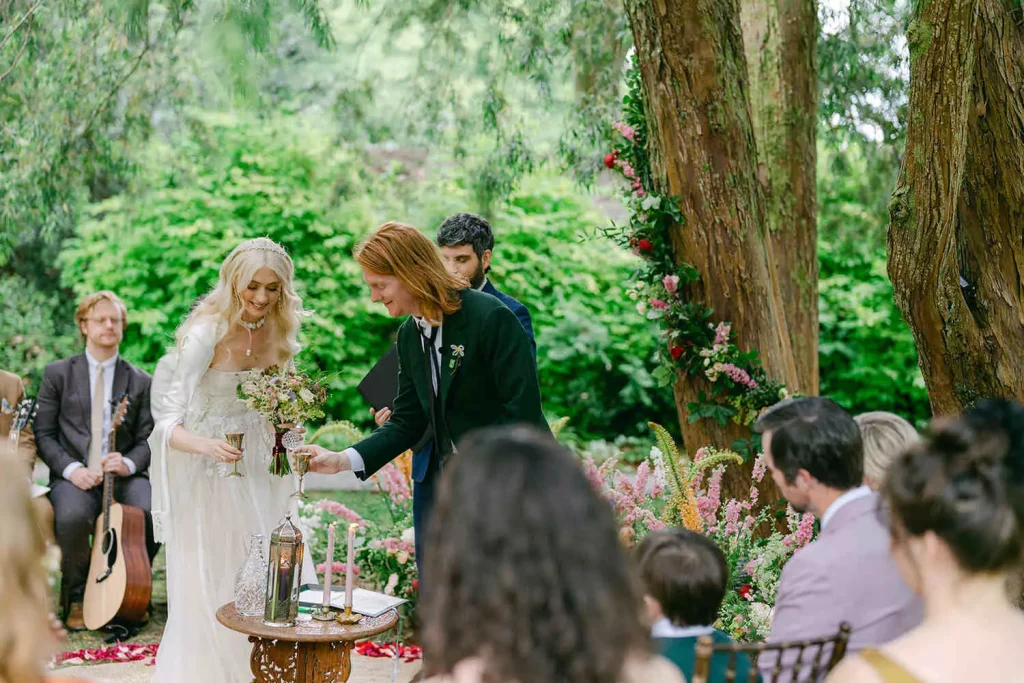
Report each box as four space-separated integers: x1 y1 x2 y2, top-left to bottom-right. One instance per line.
34 291 157 630
829 400 1024 683
756 397 922 681
636 528 754 683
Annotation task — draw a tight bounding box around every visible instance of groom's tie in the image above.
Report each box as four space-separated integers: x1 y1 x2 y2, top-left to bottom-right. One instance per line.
421 325 453 466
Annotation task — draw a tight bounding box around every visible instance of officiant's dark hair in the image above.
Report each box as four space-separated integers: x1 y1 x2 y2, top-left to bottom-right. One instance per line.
437 213 494 273
422 426 652 683
355 222 468 320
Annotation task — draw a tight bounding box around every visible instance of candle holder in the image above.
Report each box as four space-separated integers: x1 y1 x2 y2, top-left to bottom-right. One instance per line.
311 605 336 622
263 513 304 627
335 605 362 625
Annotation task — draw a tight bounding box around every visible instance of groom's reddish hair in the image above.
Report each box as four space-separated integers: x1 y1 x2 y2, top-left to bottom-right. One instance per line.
355 222 467 320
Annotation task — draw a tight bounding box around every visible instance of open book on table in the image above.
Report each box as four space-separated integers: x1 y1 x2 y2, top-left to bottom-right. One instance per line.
298 583 407 618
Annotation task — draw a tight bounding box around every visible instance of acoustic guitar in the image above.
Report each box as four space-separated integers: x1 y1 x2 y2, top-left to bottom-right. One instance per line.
83 394 152 630
7 396 37 455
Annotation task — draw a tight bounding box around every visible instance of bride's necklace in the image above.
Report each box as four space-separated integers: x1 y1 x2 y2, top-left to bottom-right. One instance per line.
241 317 266 357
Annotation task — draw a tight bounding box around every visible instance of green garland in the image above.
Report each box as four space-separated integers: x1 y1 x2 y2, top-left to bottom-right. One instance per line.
605 61 788 441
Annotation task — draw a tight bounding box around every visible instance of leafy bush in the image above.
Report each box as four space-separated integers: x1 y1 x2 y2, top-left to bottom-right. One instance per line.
0 275 79 392
56 114 676 440
818 241 930 426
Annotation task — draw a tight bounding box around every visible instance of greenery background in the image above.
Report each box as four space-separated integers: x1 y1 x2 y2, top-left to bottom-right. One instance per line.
2 0 929 452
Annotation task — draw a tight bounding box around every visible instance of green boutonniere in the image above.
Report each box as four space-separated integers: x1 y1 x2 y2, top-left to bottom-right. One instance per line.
449 344 465 375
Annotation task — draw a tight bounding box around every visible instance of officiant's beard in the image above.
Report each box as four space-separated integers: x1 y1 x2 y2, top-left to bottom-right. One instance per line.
469 262 486 289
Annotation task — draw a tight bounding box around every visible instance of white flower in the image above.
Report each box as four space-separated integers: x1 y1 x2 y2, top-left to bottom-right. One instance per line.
401 527 416 546
396 550 409 565
299 388 315 403
636 301 648 315
384 573 399 596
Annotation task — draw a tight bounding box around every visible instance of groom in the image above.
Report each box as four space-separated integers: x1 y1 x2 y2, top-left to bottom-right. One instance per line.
301 222 549 574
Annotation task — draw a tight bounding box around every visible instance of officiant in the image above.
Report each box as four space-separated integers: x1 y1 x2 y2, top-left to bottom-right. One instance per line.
297 222 550 580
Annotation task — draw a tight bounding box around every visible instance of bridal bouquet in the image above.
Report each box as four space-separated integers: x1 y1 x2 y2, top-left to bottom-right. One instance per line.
237 365 328 476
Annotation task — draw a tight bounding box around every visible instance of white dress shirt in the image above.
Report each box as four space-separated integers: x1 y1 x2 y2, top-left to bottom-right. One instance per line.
63 350 137 480
651 618 714 639
345 317 443 474
820 484 872 530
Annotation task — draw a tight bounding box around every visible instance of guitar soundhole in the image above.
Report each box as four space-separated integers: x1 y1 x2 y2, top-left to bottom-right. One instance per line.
98 529 119 582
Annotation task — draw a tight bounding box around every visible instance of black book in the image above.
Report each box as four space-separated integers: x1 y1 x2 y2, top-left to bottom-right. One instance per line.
357 344 432 452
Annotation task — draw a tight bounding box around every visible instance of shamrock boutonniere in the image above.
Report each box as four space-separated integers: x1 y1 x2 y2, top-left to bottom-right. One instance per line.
449 344 465 375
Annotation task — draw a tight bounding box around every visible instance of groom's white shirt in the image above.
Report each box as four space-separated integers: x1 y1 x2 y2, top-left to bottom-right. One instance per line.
345 315 443 475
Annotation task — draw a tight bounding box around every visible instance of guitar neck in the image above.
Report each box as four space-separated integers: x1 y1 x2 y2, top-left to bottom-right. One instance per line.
102 429 116 533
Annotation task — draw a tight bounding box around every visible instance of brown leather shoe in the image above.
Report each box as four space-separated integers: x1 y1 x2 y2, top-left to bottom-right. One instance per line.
65 602 86 631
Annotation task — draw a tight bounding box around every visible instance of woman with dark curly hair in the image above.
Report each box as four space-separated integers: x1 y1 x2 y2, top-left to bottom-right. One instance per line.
420 426 684 683
828 399 1024 682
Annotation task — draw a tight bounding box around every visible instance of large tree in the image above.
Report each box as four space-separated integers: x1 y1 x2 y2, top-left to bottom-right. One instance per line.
888 0 1024 414
622 0 817 497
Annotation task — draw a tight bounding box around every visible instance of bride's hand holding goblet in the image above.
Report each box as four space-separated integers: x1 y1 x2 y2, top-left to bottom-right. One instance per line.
290 444 352 474
198 437 243 463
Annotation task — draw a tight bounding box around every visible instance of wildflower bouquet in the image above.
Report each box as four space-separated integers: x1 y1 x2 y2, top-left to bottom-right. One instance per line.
236 365 328 475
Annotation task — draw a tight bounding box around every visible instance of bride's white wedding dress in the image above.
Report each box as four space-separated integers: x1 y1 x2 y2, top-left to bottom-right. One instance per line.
148 320 315 683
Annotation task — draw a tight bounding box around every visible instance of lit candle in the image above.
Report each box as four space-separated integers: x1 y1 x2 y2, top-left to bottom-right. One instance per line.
345 523 356 609
323 523 335 609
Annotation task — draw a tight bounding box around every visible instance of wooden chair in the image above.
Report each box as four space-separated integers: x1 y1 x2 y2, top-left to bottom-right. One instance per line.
691 622 852 683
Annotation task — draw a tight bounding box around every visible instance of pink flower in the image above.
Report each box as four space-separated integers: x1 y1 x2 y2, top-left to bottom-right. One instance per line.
794 513 816 548
743 515 757 531
707 362 758 389
633 461 652 503
317 500 367 527
748 485 760 506
582 457 605 494
742 557 761 576
612 121 636 142
752 456 767 483
649 298 669 310
724 499 742 535
374 463 411 505
662 274 680 295
714 322 732 346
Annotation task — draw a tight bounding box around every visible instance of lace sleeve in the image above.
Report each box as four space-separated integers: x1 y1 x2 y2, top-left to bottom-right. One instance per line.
148 321 217 542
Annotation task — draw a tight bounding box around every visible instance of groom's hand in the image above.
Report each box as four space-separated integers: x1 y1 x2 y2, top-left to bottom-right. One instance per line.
295 445 352 474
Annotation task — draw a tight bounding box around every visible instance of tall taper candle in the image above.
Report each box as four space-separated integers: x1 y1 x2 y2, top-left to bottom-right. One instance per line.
345 522 356 609
323 523 336 609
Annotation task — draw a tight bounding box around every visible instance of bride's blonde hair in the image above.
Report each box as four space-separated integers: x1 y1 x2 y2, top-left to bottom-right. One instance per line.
177 237 306 359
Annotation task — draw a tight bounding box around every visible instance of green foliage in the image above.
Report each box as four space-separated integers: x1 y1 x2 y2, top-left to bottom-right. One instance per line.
55 114 675 440
0 275 79 392
818 241 930 426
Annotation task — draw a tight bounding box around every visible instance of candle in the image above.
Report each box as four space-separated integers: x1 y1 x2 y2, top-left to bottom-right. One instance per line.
323 523 335 609
345 523 356 609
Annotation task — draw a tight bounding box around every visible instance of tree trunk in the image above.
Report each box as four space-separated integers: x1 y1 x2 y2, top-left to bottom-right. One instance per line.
740 0 819 394
888 0 1024 415
624 0 811 501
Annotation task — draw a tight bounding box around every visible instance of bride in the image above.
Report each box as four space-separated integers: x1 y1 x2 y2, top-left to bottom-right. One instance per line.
149 237 315 682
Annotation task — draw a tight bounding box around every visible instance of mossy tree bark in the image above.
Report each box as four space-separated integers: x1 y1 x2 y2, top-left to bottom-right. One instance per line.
740 0 819 393
888 0 1024 414
624 0 816 500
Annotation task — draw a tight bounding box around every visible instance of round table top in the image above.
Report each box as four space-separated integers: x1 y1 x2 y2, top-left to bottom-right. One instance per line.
216 603 399 643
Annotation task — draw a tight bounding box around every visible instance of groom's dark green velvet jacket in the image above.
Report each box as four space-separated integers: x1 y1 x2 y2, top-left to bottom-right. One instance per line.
354 288 548 477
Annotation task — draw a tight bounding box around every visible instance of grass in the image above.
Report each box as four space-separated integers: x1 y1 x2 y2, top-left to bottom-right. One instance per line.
59 489 389 653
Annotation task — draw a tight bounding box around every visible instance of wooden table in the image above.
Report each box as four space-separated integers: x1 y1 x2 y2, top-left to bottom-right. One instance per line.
216 602 399 682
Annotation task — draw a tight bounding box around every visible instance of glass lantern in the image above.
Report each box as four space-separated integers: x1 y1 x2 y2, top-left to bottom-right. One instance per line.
263 512 304 627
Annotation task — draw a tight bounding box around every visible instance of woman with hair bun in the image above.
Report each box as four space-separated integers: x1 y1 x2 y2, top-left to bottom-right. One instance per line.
829 399 1024 682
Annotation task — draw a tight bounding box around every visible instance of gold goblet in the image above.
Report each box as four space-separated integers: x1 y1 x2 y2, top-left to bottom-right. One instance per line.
225 433 244 477
291 451 310 499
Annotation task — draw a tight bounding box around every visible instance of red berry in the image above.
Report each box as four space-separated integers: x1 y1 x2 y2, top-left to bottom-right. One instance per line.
738 584 752 599
670 345 684 360
637 238 654 253
604 153 617 169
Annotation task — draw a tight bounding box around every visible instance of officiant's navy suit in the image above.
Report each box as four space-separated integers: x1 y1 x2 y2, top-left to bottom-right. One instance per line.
353 288 546 582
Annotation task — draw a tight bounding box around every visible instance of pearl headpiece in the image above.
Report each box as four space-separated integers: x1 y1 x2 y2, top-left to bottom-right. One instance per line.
229 238 288 259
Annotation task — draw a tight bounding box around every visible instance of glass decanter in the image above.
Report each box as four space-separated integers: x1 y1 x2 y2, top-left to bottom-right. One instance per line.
234 533 267 617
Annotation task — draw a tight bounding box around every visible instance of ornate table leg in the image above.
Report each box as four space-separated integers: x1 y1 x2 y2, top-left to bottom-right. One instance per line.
247 636 353 682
